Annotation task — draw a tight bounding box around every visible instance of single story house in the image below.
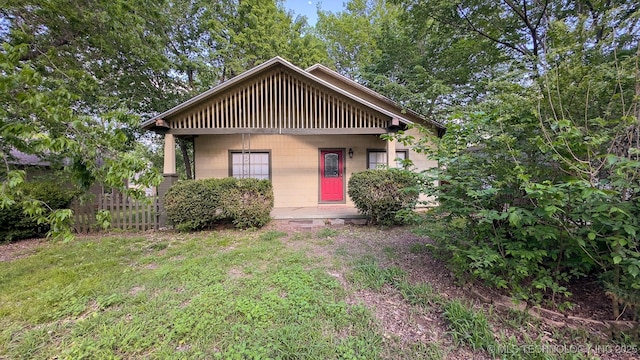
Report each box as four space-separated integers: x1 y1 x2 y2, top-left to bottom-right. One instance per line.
143 57 444 213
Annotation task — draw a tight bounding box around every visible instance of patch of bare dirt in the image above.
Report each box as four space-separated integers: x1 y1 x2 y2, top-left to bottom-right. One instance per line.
347 285 440 343
0 238 46 262
228 266 248 279
129 285 146 295
272 222 638 359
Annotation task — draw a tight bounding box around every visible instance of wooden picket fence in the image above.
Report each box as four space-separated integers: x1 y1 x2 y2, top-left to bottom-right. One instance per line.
72 192 159 233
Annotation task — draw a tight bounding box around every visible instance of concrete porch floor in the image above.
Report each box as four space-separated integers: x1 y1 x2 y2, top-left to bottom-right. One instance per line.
271 206 364 220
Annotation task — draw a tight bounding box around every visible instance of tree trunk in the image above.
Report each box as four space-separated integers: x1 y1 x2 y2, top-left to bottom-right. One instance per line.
178 138 193 180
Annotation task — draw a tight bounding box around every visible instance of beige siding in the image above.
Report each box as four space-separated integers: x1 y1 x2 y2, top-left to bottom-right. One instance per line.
195 133 438 208
399 127 439 171
401 127 439 207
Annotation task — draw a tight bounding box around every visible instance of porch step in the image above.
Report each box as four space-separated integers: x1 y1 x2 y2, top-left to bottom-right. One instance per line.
270 207 365 221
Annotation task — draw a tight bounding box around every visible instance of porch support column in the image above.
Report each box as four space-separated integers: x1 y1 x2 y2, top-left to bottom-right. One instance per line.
163 133 176 174
158 133 178 228
386 136 397 168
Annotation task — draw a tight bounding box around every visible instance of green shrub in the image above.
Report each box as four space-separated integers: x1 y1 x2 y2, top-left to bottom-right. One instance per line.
164 177 273 230
220 178 274 229
347 169 419 225
0 178 79 242
164 179 225 231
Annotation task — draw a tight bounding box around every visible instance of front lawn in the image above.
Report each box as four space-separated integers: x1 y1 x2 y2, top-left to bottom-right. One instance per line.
1 225 634 359
1 229 382 359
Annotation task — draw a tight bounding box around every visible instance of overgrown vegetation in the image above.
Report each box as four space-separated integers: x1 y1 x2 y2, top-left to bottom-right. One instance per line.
348 169 419 225
348 253 619 359
164 177 274 230
0 176 80 242
412 25 640 319
320 0 640 320
1 0 328 240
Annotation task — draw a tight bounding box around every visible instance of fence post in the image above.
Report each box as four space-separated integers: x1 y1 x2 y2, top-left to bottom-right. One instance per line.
157 174 178 228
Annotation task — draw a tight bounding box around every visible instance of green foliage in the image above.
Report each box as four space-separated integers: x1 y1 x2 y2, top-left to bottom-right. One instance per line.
348 169 419 225
377 0 640 320
1 0 326 241
220 178 274 229
164 179 217 230
259 230 287 242
180 0 328 87
0 177 80 242
0 0 173 240
316 0 390 77
95 210 112 231
443 300 495 352
165 177 274 230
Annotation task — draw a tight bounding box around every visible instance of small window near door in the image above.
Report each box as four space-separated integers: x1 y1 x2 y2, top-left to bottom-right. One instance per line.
230 152 270 179
367 150 408 169
324 153 339 177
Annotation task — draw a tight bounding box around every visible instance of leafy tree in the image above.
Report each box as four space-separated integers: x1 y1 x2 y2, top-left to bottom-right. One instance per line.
1 0 330 240
316 0 389 78
404 0 640 318
317 0 506 118
186 0 328 85
0 0 191 240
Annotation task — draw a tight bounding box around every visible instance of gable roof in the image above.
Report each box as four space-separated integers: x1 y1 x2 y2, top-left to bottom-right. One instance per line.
305 64 444 130
8 149 51 167
142 56 445 133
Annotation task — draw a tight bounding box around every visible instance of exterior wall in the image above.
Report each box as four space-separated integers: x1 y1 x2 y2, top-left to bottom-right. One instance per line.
403 127 439 207
402 127 439 172
195 132 438 208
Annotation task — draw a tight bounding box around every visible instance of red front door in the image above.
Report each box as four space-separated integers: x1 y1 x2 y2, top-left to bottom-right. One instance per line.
320 150 344 202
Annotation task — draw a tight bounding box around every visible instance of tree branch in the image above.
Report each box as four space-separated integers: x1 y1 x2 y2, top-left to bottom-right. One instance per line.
455 4 531 57
19 37 70 62
502 0 540 57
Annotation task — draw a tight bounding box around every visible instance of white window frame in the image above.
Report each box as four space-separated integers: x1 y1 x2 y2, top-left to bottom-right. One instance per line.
229 151 271 180
367 150 408 169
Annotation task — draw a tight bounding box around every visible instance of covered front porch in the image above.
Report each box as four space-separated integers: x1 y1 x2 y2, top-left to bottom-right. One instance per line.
144 57 443 226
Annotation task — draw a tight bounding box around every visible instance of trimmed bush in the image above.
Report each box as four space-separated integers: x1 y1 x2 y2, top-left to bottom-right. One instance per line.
348 169 419 225
0 178 79 242
220 178 274 229
164 177 273 230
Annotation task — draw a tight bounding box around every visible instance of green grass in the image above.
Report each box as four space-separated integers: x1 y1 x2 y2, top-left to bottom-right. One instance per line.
348 256 406 290
258 230 288 242
442 300 495 352
1 227 618 360
345 257 601 360
316 227 338 239
0 230 382 359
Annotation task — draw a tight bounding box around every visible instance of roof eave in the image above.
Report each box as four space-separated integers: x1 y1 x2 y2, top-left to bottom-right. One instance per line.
142 56 434 131
306 63 446 131
142 57 287 130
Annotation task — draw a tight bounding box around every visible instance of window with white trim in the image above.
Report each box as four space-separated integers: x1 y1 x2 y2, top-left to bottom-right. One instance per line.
230 152 270 179
367 150 408 169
